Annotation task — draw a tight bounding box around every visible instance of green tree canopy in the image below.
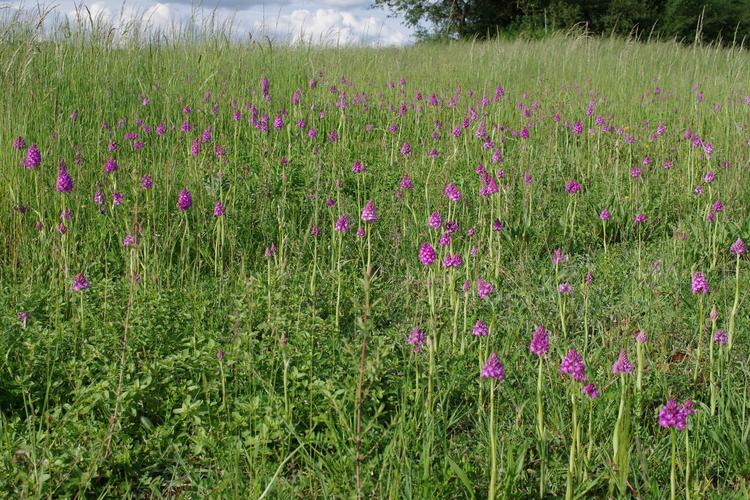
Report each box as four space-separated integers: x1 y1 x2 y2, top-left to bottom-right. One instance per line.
373 0 750 43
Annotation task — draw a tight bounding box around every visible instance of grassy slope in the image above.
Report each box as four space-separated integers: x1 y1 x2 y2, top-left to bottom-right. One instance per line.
1 16 750 497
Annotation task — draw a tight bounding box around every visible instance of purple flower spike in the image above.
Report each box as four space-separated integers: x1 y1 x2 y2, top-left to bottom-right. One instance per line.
104 157 119 173
123 234 137 247
560 349 586 382
730 238 746 256
25 144 41 170
691 272 709 294
178 188 192 212
71 273 90 292
551 248 565 265
418 243 436 267
443 183 461 202
407 326 426 353
334 214 350 233
565 179 581 194
713 330 728 345
56 167 74 193
213 201 225 217
481 352 506 381
472 320 489 337
529 325 549 357
612 350 634 375
582 384 600 399
477 278 494 299
360 200 377 223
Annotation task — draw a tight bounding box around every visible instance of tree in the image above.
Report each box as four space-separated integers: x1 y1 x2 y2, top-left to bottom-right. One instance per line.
373 0 750 44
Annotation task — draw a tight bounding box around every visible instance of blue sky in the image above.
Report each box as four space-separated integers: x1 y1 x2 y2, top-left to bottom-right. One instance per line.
4 0 415 45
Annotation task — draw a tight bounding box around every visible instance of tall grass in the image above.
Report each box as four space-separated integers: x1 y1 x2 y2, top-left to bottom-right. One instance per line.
1 7 750 498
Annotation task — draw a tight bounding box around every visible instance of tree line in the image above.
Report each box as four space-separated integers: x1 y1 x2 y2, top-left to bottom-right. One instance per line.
374 0 750 44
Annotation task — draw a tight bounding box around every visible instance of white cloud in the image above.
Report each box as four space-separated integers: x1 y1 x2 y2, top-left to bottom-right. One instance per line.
11 0 414 45
269 8 403 45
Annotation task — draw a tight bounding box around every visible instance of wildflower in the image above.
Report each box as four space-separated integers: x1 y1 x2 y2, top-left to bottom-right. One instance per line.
529 325 549 357
585 272 593 285
428 211 442 230
565 179 581 194
123 234 137 247
94 191 105 207
25 144 41 170
582 384 600 399
13 136 26 150
56 167 74 193
360 200 378 222
634 213 647 224
71 273 90 292
352 160 365 173
691 272 709 294
492 219 504 232
113 192 123 206
612 350 634 375
400 175 413 190
659 399 697 431
264 243 277 257
714 330 728 345
438 232 451 247
442 253 463 268
560 349 586 382
558 283 573 294
635 330 647 344
418 243 436 267
443 183 461 202
551 248 565 265
477 279 494 299
141 175 153 190
311 225 320 238
481 352 506 381
407 327 426 353
213 201 225 217
17 311 29 325
599 208 611 221
400 143 411 157
334 214 350 233
356 227 365 238
473 320 489 337
178 188 192 211
104 157 119 173
730 238 746 256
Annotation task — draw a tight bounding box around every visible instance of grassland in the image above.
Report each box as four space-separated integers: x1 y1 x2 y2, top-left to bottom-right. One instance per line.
1 12 750 498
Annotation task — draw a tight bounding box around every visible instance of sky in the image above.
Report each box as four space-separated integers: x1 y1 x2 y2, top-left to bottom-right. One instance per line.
3 0 416 46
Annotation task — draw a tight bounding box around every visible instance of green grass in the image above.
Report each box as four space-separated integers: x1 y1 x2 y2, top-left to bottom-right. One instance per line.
2 10 750 498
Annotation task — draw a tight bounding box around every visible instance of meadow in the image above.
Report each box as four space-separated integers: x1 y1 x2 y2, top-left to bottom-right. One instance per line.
1 13 750 498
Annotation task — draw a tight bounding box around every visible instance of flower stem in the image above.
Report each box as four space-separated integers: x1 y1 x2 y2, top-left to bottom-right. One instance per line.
488 380 496 500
